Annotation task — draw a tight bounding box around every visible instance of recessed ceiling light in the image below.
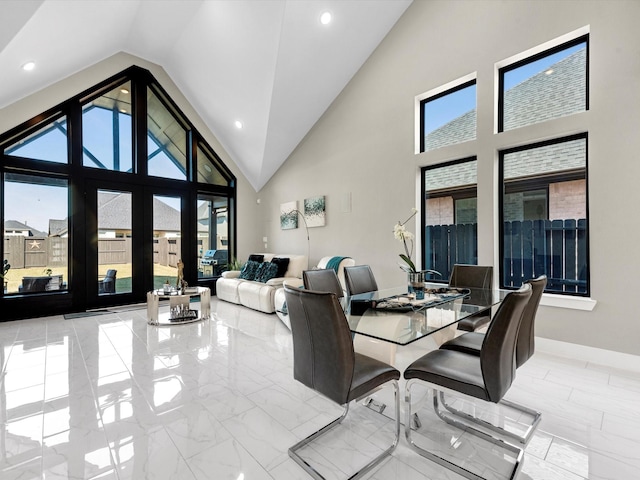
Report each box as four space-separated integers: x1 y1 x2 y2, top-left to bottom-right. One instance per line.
320 11 332 25
204 164 212 173
22 61 36 71
120 88 129 94
234 120 243 129
545 68 554 75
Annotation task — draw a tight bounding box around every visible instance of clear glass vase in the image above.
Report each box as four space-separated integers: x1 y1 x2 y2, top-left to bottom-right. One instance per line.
407 271 426 299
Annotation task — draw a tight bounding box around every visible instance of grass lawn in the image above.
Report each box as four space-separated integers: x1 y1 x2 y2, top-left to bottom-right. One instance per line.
3 264 178 294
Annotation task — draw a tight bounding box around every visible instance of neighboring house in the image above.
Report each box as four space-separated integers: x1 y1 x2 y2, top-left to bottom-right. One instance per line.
49 219 68 237
4 220 47 237
97 191 182 238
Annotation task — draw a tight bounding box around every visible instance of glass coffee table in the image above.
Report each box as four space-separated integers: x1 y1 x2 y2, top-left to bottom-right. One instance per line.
146 286 211 326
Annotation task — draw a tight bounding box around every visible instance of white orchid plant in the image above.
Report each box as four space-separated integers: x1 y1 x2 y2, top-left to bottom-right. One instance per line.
394 208 418 273
394 209 442 278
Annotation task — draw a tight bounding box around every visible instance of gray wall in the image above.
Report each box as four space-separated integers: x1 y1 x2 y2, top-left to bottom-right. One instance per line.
258 0 640 356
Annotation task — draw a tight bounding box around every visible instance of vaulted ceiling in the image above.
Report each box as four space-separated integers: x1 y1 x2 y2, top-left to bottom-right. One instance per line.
0 0 412 191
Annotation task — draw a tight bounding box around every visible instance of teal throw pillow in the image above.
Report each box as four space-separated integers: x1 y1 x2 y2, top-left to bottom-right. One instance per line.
239 260 261 280
256 262 279 283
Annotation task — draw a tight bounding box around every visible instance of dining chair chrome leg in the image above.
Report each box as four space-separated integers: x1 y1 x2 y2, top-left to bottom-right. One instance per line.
405 381 524 480
439 391 541 445
290 380 400 480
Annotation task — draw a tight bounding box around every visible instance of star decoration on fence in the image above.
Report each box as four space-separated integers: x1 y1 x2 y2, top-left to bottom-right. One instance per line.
28 240 41 249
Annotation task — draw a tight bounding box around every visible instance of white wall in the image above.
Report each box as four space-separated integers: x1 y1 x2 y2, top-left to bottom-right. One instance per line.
0 52 263 259
259 0 640 356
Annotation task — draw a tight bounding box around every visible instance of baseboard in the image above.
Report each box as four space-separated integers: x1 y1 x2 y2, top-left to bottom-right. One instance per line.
536 337 640 373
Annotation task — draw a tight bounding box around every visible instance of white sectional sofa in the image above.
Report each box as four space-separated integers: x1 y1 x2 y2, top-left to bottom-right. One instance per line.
215 253 308 314
274 255 355 329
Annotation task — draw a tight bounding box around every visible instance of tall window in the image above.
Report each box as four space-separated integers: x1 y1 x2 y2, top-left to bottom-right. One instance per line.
97 190 133 295
420 79 476 153
500 135 588 295
3 173 69 294
197 195 229 279
153 195 181 289
422 158 478 280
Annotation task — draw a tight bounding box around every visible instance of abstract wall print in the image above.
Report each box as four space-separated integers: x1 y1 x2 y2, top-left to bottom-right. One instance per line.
304 195 326 227
280 201 298 230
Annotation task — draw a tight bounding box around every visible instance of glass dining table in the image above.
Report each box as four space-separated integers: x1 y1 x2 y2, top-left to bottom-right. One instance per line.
345 282 509 347
343 282 510 418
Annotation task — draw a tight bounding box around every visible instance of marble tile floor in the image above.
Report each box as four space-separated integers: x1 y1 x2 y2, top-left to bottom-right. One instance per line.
0 297 639 480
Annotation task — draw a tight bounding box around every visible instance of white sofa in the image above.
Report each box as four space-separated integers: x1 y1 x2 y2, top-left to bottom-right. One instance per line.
216 253 308 314
274 256 355 329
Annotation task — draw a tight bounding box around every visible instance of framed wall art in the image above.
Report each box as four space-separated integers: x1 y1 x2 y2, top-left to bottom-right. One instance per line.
304 195 326 227
280 201 298 230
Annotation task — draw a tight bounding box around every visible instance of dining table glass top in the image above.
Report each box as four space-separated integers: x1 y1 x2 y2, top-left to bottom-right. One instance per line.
345 282 509 346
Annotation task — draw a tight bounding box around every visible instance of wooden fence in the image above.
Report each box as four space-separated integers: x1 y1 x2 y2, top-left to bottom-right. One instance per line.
4 236 180 269
503 219 587 294
425 219 588 294
424 223 477 281
4 236 68 268
153 237 180 267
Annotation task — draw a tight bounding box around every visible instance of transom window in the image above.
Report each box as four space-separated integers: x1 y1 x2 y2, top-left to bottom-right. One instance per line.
419 79 476 153
499 36 588 132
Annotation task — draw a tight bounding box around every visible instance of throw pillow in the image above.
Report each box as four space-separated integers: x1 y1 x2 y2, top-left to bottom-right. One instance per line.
239 260 261 280
248 254 265 263
256 262 279 283
271 257 290 278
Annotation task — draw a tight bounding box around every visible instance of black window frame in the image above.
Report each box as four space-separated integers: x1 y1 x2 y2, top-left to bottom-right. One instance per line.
421 156 479 280
498 133 590 296
498 34 590 133
419 79 477 153
0 65 236 320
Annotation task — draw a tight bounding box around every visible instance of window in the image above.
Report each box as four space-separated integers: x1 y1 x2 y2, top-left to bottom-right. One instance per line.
4 115 68 164
420 79 476 152
422 158 478 280
197 195 229 279
196 143 233 187
500 134 588 295
147 87 188 181
1 66 236 318
82 81 133 172
3 173 69 294
97 189 132 295
153 195 181 290
499 36 588 131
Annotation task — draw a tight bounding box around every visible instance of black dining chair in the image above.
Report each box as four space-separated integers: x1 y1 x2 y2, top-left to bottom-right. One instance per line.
344 265 378 296
302 269 344 298
284 285 400 480
404 283 532 480
438 275 547 444
448 264 493 331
